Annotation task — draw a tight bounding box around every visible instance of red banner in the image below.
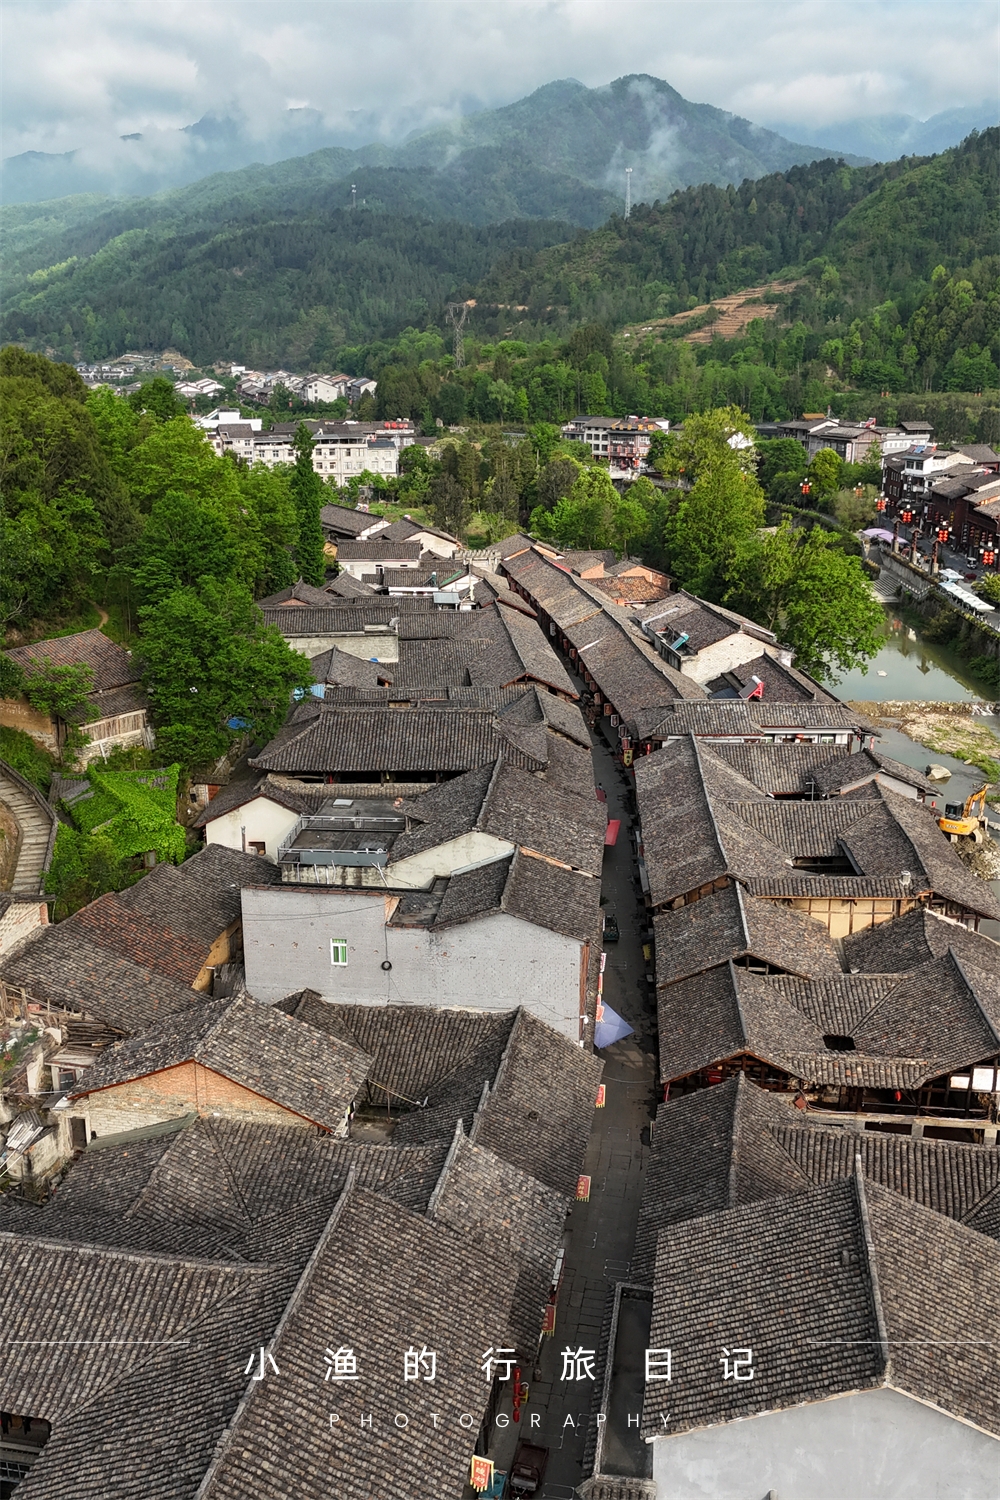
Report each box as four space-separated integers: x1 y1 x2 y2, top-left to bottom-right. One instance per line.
576 1174 591 1201
470 1455 494 1491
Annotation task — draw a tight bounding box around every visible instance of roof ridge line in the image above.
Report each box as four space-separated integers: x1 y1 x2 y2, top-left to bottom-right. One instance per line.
689 734 729 873
853 1159 891 1382
948 948 1000 1050
727 959 751 1054
476 755 507 832
193 1173 358 1500
426 1118 466 1217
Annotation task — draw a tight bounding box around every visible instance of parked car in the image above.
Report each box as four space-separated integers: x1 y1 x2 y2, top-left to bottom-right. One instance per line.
603 913 620 943
509 1442 548 1496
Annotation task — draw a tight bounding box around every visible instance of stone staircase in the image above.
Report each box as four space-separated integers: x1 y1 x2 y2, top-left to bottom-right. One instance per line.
0 760 57 894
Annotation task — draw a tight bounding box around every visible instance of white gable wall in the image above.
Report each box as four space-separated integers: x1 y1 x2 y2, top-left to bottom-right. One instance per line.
203 795 303 860
242 884 583 1039
651 1386 998 1500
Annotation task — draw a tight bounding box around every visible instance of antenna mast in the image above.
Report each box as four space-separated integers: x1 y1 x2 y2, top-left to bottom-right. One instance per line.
625 167 632 220
351 183 357 211
446 302 470 368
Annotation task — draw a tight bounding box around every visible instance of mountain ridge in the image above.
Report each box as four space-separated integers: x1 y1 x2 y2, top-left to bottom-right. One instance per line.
2 72 866 209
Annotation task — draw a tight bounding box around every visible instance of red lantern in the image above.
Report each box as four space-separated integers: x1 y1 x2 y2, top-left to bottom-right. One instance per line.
984 550 996 566
876 498 886 512
901 509 913 524
937 528 949 543
800 481 811 496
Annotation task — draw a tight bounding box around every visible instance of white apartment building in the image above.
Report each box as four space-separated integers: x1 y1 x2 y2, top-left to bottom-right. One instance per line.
206 420 411 483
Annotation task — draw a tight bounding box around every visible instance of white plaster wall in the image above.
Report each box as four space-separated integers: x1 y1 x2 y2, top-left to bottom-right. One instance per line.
390 832 514 888
204 796 302 860
242 886 581 1038
680 632 771 684
283 634 399 662
652 1387 1000 1500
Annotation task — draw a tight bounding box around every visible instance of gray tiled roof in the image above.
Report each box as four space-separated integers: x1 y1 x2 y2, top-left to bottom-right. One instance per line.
635 698 872 739
3 1232 295 1500
634 1074 1000 1283
5 628 140 694
0 926 200 1033
396 758 605 875
308 645 387 687
642 1173 1000 1438
114 843 283 947
256 579 337 609
319 502 388 537
195 1184 518 1500
0 1118 449 1258
336 538 423 562
250 701 549 776
842 906 1000 976
72 994 372 1130
654 883 842 987
658 954 1000 1088
809 747 938 796
431 1124 568 1351
472 1008 603 1197
707 741 852 794
637 740 1000 920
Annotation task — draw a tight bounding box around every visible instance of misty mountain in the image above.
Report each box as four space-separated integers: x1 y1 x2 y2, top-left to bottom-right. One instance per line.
2 73 867 211
763 102 998 163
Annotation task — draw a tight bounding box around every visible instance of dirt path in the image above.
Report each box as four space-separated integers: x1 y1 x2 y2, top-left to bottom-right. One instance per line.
621 278 804 345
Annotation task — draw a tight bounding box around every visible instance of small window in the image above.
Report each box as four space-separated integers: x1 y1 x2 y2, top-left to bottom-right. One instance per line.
330 938 348 966
972 1066 998 1092
824 1035 856 1052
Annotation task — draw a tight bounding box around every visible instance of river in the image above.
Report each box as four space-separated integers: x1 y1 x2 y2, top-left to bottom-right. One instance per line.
828 605 1000 938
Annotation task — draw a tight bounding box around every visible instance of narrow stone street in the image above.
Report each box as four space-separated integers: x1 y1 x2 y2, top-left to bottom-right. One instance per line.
492 721 659 1495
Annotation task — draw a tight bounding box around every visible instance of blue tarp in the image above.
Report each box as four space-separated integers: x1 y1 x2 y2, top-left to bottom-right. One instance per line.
594 1003 634 1049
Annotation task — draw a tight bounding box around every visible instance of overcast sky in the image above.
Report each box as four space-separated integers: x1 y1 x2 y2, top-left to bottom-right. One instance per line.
3 0 998 158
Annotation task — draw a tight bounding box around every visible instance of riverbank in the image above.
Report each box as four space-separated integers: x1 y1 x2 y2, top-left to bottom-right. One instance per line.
850 699 1000 781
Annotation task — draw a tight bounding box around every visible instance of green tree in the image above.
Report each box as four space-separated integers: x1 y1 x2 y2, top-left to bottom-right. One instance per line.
290 425 327 586
139 577 312 767
655 407 766 599
536 457 581 511
756 437 808 498
806 447 843 505
531 466 618 550
130 489 243 606
725 523 883 680
128 377 185 421
428 472 470 537
22 660 95 721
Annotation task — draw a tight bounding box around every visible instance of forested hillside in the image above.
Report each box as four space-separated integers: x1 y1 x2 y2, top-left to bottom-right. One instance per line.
2 131 996 422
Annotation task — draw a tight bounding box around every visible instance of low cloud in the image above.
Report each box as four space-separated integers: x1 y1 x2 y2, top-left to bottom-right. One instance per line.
2 0 996 168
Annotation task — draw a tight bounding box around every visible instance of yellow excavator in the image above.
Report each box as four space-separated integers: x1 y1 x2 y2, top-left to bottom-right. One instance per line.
938 784 992 843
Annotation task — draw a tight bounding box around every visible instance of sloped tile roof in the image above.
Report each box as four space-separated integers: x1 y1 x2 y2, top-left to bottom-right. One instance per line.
842 906 1000 976
72 994 372 1130
0 927 200 1033
472 1009 603 1197
430 1125 569 1352
69 891 206 985
654 883 842 987
642 1174 1000 1438
6 628 140 693
706 741 851 794
194 1185 517 1500
0 1118 449 1258
114 843 282 948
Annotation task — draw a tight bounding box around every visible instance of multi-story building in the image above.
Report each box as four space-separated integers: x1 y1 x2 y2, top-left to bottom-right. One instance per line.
206 420 413 482
561 416 669 475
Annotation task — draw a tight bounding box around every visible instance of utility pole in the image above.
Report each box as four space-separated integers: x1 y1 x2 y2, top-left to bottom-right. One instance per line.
446 302 470 369
625 167 632 220
351 183 357 211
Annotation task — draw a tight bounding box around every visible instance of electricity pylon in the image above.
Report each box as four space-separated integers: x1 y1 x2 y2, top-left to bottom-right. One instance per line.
625 167 632 220
446 302 470 368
